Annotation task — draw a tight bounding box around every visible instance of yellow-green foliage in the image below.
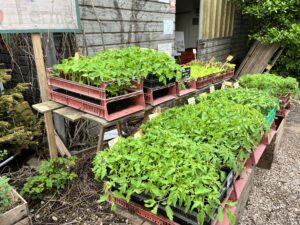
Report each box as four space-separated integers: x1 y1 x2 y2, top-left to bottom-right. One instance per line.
0 69 41 155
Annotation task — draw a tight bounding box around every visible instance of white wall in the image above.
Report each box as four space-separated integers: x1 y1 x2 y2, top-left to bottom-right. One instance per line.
176 0 199 49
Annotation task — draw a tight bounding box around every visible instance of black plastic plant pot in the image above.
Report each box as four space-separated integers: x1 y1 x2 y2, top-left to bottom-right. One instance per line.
144 74 176 88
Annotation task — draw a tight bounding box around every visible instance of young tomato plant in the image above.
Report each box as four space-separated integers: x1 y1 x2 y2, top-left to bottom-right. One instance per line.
0 176 12 214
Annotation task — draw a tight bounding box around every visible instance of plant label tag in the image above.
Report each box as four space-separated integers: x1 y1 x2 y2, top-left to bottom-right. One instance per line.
200 92 208 97
266 64 272 71
221 82 226 89
134 129 143 138
234 82 240 88
209 57 216 64
210 85 215 93
108 137 119 148
149 113 159 120
193 49 197 54
74 52 80 60
226 55 234 62
188 97 196 105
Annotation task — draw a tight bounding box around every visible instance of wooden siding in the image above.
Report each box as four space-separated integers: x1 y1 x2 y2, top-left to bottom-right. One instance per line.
200 0 235 40
78 0 176 55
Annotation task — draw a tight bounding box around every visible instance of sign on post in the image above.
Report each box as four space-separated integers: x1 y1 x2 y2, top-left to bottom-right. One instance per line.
0 0 80 33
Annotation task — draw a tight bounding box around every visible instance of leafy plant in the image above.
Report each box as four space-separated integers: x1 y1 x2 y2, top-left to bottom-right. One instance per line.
52 47 182 96
0 70 41 156
239 73 299 97
0 149 8 161
22 157 78 199
93 96 265 224
199 88 279 116
0 176 12 214
234 0 300 80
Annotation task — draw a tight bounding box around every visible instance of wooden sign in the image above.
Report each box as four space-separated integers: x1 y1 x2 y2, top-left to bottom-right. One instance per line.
0 0 80 33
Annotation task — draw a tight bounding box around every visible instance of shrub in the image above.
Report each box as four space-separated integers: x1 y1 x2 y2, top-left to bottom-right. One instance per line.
0 176 12 214
22 157 78 199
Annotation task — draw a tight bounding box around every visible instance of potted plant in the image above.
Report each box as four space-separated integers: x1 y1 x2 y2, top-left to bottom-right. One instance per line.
0 177 31 225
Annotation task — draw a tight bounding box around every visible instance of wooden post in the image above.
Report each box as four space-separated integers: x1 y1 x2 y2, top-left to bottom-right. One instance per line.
31 33 58 158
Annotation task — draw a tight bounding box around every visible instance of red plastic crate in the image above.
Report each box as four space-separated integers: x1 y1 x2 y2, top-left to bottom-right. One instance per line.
196 74 216 89
108 193 179 225
144 83 177 106
176 79 197 96
47 70 146 121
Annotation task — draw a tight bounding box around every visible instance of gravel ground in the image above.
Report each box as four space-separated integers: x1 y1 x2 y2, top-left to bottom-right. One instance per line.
239 102 300 225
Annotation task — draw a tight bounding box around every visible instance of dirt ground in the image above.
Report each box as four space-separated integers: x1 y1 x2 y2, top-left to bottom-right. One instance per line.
239 102 300 225
3 152 128 225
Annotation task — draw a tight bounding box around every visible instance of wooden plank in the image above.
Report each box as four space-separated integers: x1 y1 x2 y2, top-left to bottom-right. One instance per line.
0 190 29 225
32 101 64 114
54 107 84 122
209 0 218 39
80 7 175 21
236 41 259 76
55 133 72 158
32 33 58 159
79 0 172 13
14 217 31 225
225 1 233 37
221 0 228 37
203 0 210 39
96 126 105 151
215 0 222 38
82 114 109 126
76 32 174 47
81 20 164 33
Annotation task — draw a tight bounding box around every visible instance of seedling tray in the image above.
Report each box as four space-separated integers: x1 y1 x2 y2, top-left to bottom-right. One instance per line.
144 83 177 106
196 74 216 89
265 108 277 129
48 71 146 121
110 170 234 225
176 79 197 97
279 94 291 109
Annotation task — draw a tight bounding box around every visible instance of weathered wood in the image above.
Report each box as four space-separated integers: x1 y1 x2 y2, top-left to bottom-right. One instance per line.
32 101 64 114
76 32 174 47
96 126 105 151
55 133 72 158
79 0 172 13
14 217 31 225
82 114 109 126
53 107 84 122
221 0 228 37
81 20 164 33
236 41 280 76
32 33 58 159
0 189 30 225
275 119 286 152
80 7 175 21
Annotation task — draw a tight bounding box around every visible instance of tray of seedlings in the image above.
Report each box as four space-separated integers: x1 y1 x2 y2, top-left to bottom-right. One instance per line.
176 67 197 97
48 47 181 120
93 90 273 225
239 73 299 119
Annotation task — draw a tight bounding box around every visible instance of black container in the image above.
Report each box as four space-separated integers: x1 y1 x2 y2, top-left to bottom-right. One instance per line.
144 74 176 88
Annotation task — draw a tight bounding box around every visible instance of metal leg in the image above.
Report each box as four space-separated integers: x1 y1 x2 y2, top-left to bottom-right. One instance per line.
96 126 105 151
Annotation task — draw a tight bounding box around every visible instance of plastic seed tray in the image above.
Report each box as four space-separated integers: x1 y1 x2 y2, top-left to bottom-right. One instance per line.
47 70 145 121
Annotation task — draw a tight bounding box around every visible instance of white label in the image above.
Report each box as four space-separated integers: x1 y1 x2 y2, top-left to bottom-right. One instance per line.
193 49 197 54
108 137 119 148
210 85 215 93
234 82 240 88
188 97 196 105
226 55 234 62
158 43 173 56
149 113 159 120
0 0 80 32
163 20 174 35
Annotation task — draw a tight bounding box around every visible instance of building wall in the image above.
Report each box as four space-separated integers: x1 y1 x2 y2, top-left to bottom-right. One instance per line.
198 9 252 63
77 0 176 55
